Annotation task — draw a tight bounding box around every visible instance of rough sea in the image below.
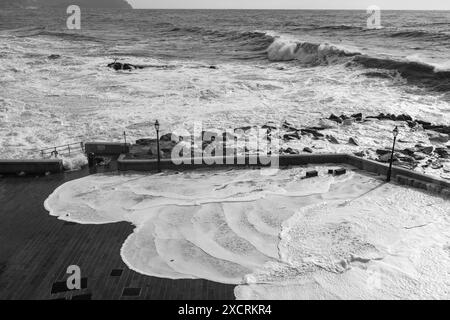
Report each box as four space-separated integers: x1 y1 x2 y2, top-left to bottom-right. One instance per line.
0 9 449 167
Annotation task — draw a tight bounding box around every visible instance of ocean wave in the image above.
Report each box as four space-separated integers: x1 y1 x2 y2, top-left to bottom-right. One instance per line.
5 26 104 42
264 36 450 91
168 26 275 48
33 30 104 42
266 38 360 65
389 30 450 41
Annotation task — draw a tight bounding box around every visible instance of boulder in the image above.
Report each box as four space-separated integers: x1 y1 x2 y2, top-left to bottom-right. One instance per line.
281 147 299 155
107 61 144 71
329 114 343 124
413 153 426 161
376 149 391 156
351 113 362 119
283 132 301 141
395 114 413 121
235 126 252 132
406 120 417 128
435 148 449 158
398 148 416 156
348 137 359 146
282 121 299 131
262 124 277 130
326 135 339 144
429 133 449 143
303 147 313 153
301 128 324 138
416 145 433 154
416 120 432 127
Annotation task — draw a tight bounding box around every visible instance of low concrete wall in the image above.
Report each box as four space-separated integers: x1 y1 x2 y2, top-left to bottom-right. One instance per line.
117 154 349 172
85 142 130 155
345 155 450 193
0 159 63 174
118 153 450 197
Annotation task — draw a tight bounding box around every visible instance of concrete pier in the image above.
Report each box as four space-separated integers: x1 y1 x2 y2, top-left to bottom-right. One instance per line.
0 159 63 174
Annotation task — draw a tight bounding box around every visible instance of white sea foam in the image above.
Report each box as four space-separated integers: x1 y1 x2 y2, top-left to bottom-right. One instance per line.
1 32 449 173
44 167 450 299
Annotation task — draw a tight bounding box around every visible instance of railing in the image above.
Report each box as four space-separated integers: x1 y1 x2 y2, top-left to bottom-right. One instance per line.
40 142 85 158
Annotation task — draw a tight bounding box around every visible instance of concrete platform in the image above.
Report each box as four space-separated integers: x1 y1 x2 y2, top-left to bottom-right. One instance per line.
0 159 63 175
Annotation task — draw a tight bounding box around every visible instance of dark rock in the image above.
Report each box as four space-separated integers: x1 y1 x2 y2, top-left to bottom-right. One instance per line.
395 114 413 121
303 147 313 153
209 66 218 69
416 145 433 154
376 149 391 156
283 132 301 141
413 153 426 161
398 156 415 163
262 124 277 130
48 54 61 60
429 133 449 143
340 114 350 120
351 113 362 119
281 147 299 155
301 129 324 138
282 121 299 132
348 137 359 146
329 114 343 124
107 61 144 71
398 148 416 156
435 148 449 158
353 151 365 157
235 126 252 132
416 120 432 127
406 120 417 128
326 135 339 144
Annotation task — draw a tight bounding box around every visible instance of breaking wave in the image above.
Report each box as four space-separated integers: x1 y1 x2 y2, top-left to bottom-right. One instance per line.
264 35 450 91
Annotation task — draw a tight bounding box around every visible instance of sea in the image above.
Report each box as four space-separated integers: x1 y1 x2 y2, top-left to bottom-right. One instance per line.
0 9 449 164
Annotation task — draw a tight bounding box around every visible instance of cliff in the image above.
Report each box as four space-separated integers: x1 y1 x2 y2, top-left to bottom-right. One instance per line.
0 0 133 9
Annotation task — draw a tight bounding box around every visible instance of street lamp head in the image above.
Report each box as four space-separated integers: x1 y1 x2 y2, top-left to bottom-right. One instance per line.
154 120 160 131
393 126 399 138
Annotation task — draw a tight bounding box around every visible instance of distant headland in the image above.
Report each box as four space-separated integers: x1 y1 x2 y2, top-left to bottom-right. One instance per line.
0 0 133 9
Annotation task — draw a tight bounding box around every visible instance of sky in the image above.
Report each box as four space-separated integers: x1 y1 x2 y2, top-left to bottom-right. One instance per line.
128 0 450 10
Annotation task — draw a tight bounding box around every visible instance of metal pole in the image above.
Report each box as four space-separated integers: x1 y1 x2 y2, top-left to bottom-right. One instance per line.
386 135 397 182
156 128 161 172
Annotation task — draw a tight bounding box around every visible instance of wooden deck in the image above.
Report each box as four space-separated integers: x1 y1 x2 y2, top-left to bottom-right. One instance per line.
0 166 235 300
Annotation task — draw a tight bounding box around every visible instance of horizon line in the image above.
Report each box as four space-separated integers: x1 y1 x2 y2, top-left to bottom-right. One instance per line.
130 8 449 11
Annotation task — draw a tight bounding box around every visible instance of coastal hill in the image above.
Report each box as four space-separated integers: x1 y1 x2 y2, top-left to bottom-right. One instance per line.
0 0 133 9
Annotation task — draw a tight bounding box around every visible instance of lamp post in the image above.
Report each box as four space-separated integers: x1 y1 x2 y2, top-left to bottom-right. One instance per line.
155 120 161 172
386 126 399 182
